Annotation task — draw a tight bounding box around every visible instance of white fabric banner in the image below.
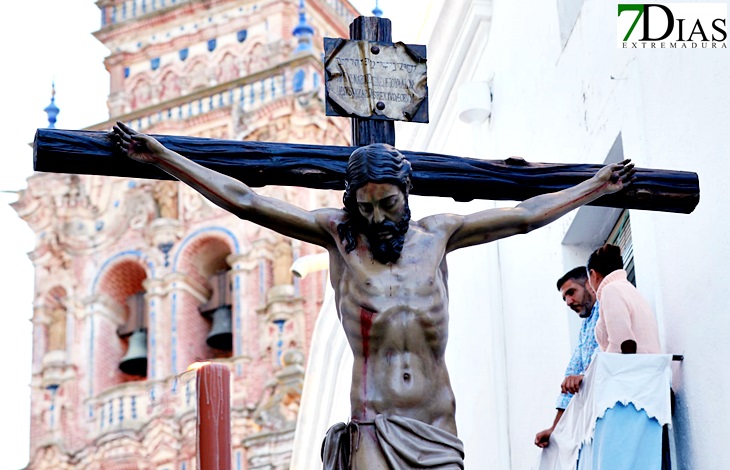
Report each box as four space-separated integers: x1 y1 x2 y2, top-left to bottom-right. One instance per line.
537 353 673 470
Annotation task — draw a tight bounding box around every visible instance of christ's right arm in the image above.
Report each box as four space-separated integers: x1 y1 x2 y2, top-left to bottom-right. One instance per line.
110 122 335 247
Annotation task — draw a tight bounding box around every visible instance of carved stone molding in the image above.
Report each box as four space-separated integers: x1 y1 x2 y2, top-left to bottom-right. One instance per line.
161 271 210 302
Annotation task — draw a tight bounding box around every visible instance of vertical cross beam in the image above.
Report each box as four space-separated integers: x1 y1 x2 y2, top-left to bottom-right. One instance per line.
349 16 396 146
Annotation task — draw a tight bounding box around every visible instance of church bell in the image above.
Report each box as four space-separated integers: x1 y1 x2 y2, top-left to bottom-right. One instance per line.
119 329 148 377
206 305 233 351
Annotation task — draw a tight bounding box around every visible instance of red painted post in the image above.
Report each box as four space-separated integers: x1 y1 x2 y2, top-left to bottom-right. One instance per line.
196 363 232 470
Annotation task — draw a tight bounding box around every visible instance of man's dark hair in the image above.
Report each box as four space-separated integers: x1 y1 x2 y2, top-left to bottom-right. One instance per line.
587 244 624 277
337 143 412 254
556 266 589 291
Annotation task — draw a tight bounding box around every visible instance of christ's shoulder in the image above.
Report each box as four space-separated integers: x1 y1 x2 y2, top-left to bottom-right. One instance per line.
312 207 348 233
415 213 464 236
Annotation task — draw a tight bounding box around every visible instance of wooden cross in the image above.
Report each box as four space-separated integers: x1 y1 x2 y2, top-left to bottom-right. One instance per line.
32 16 699 214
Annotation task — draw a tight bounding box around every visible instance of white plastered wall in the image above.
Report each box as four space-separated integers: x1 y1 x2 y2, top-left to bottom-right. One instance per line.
443 0 729 467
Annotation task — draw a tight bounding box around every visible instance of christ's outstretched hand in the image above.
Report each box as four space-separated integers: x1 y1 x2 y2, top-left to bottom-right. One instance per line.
109 121 166 164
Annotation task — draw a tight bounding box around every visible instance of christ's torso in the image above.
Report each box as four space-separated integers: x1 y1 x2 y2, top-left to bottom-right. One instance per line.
328 221 457 436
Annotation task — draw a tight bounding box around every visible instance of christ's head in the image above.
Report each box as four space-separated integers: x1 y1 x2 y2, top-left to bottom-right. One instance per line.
337 143 412 264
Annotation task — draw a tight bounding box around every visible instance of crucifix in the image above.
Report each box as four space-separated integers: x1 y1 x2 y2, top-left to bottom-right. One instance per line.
33 15 698 470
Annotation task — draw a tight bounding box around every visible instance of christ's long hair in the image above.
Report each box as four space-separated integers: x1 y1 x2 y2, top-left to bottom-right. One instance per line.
337 144 413 258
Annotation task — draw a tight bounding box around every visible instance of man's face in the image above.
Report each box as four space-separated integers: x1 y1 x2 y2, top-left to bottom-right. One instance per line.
559 279 596 318
355 182 409 264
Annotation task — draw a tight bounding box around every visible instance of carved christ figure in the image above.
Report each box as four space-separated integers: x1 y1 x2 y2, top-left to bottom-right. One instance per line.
111 122 636 469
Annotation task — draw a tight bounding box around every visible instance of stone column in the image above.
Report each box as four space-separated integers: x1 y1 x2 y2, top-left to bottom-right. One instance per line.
82 294 126 397
227 252 259 376
161 272 209 375
143 278 167 380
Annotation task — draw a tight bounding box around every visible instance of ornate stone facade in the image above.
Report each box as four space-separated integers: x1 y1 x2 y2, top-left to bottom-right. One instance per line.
16 0 357 468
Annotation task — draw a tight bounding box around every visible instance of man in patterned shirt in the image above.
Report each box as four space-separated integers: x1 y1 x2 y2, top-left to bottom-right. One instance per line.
535 267 599 448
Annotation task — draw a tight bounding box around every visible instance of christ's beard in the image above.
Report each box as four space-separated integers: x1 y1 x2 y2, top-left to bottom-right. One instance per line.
364 210 410 265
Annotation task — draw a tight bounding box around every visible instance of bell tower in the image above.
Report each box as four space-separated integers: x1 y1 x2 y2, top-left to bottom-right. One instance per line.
15 0 360 468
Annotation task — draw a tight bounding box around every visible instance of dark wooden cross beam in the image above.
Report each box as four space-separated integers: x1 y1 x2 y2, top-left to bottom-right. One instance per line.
34 128 699 213
32 16 699 214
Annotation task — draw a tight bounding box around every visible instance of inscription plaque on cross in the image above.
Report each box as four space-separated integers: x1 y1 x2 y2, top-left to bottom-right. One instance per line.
32 14 699 470
330 16 426 147
323 21 429 131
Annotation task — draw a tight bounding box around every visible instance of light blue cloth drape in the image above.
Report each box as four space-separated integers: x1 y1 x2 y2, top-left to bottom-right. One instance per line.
537 354 672 470
577 402 662 470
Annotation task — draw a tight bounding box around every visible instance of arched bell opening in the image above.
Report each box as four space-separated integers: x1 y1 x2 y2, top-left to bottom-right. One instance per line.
199 270 233 355
175 234 236 368
94 259 149 389
117 292 148 378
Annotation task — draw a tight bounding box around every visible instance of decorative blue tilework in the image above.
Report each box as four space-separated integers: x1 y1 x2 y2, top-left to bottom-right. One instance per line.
293 69 305 92
274 319 286 365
